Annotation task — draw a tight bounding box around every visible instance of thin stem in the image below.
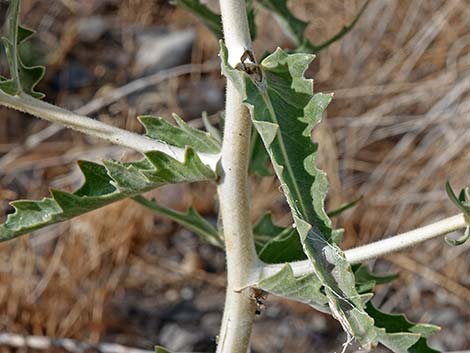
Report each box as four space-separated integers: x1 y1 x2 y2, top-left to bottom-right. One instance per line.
261 213 467 278
216 0 258 352
0 62 217 170
308 0 371 52
0 91 219 169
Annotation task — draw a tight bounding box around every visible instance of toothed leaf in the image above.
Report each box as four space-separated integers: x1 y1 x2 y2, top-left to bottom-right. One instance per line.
0 148 216 242
139 114 221 154
221 43 436 349
0 0 45 98
1 111 220 242
257 264 329 312
366 302 440 353
221 44 375 345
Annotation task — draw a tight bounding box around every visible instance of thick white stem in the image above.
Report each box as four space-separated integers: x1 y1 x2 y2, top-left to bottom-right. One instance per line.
216 1 258 353
216 83 258 353
220 0 253 67
0 91 219 169
261 213 468 278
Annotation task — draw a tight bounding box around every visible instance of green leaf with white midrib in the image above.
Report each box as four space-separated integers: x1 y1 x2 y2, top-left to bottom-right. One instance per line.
257 262 440 352
0 115 219 242
258 264 329 312
221 44 441 352
139 114 221 154
0 150 216 241
221 43 376 346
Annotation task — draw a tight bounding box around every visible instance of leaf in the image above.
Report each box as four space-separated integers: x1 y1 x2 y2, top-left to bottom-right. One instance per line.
260 0 370 53
445 182 470 215
202 111 222 143
259 0 308 47
247 0 258 41
139 114 221 154
445 226 469 247
133 195 223 247
221 43 442 351
0 0 45 98
172 0 223 39
352 263 398 294
0 151 216 242
253 212 285 246
0 114 219 242
257 264 329 312
249 128 272 176
173 0 257 40
445 182 470 246
155 346 171 353
253 212 306 263
327 195 363 218
258 265 439 353
221 43 380 347
366 302 440 353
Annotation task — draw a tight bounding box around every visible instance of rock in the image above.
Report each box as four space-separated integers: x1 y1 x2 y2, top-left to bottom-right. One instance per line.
133 28 195 76
77 16 111 43
52 61 94 90
158 323 202 351
177 78 224 117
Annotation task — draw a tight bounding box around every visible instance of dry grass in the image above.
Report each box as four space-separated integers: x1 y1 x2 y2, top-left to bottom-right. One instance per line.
0 0 469 352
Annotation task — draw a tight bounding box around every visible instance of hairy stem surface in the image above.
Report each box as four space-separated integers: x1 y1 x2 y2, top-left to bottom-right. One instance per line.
0 91 219 169
216 0 258 352
261 213 468 278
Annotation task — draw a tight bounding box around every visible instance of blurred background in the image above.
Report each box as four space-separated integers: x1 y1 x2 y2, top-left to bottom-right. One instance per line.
0 0 469 352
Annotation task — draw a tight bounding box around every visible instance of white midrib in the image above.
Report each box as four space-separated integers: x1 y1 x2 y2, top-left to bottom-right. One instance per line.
257 86 312 222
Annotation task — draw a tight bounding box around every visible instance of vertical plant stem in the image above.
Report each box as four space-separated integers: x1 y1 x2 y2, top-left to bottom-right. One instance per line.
216 1 258 352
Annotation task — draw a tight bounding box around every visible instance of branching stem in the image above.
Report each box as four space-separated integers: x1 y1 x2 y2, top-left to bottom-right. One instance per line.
0 91 219 169
261 213 468 278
